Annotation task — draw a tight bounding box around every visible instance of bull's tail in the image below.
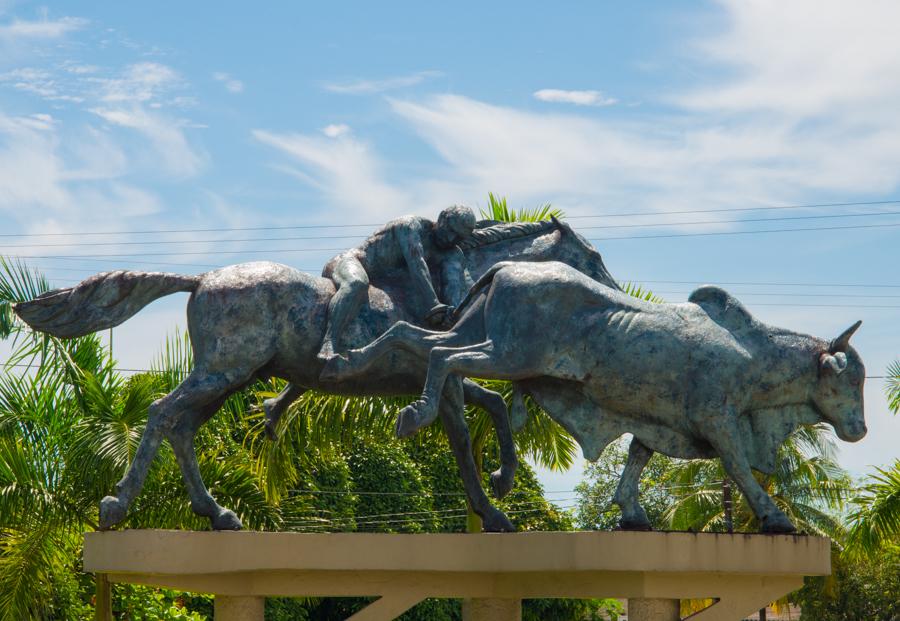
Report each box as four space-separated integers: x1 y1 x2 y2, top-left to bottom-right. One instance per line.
13 270 200 338
447 261 516 325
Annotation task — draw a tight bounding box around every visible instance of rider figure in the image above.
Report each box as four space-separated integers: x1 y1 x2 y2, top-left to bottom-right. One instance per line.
317 205 477 362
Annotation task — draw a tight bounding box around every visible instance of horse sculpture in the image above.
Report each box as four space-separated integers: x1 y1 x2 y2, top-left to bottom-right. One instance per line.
14 219 618 532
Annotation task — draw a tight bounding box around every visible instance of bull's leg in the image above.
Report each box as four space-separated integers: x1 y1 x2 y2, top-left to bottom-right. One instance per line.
396 341 501 438
704 410 795 533
99 370 241 530
439 379 514 532
613 438 653 531
320 320 469 382
462 380 518 499
262 383 306 441
167 409 242 530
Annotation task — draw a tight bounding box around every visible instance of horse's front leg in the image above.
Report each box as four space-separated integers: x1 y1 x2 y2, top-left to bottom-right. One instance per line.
261 383 306 440
439 379 514 532
396 341 496 437
462 380 518 499
320 320 468 382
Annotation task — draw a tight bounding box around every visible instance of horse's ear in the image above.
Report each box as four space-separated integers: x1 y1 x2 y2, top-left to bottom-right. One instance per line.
550 215 565 230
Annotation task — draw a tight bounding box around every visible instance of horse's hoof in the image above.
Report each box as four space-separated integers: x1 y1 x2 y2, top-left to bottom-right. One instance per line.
264 419 279 441
482 509 516 533
212 508 243 531
760 514 796 534
618 517 653 531
99 496 128 530
395 401 431 438
490 469 515 500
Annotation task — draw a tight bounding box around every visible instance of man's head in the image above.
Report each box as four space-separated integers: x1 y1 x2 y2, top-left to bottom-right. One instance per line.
435 205 476 249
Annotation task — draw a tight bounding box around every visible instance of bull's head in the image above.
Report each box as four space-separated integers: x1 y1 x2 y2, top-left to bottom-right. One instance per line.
813 320 867 442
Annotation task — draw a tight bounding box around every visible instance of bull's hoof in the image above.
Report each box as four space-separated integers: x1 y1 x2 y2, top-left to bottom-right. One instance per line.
490 468 515 500
760 514 796 534
482 508 516 532
99 495 128 530
395 400 434 438
319 354 351 383
618 516 653 531
211 508 243 531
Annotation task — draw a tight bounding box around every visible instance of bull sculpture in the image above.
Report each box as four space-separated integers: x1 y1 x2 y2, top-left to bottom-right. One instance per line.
323 260 867 533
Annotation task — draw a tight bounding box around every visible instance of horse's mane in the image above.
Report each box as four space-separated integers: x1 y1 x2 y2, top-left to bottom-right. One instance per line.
458 220 558 250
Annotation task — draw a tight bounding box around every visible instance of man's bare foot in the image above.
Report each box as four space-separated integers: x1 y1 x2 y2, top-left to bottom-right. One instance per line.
319 353 351 382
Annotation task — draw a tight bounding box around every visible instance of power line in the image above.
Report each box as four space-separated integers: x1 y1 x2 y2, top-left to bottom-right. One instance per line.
2 198 898 239
3 210 900 250
3 219 898 261
588 220 900 242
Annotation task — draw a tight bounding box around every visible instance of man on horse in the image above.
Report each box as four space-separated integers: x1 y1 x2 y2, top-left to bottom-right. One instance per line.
317 205 477 362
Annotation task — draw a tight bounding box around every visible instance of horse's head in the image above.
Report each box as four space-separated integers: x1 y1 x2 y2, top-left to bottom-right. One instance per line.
459 218 619 290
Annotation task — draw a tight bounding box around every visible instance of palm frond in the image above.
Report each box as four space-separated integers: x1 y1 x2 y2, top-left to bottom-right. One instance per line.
844 460 900 556
480 193 564 223
886 359 900 414
619 282 665 304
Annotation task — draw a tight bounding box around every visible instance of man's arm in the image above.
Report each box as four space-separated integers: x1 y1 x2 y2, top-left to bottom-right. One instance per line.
397 225 441 312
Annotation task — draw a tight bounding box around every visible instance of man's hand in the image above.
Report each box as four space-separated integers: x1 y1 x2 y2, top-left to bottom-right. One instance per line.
425 303 454 328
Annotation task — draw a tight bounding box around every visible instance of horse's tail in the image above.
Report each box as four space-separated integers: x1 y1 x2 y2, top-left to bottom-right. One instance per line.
447 261 516 325
13 270 200 338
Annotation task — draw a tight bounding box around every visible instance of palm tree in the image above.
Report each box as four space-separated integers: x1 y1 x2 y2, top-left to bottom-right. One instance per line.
843 360 900 556
0 258 280 620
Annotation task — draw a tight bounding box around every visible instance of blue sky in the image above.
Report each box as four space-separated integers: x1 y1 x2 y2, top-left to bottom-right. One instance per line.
1 1 898 499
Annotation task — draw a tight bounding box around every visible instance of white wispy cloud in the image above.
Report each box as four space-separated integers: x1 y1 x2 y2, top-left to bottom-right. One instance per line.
0 111 159 228
0 15 87 39
91 106 205 177
253 129 412 220
533 89 617 106
323 70 441 95
321 123 350 138
212 71 243 93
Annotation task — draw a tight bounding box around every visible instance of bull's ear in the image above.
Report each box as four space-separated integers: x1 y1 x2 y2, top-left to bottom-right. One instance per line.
830 320 862 353
820 352 848 375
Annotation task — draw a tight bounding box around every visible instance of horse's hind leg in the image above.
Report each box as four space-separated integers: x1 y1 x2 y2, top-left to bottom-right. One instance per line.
168 406 243 530
262 383 306 440
463 380 517 499
613 438 653 531
99 370 241 530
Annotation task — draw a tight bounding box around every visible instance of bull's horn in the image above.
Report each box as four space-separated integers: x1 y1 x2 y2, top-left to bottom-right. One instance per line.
830 320 862 353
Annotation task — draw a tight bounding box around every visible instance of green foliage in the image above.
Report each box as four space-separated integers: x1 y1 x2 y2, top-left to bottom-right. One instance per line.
792 543 900 621
663 424 850 537
114 585 210 620
480 192 564 222
619 282 665 303
887 359 900 414
845 461 900 556
574 439 676 530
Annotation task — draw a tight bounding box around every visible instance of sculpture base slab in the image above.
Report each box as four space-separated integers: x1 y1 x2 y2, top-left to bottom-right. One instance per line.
84 530 829 621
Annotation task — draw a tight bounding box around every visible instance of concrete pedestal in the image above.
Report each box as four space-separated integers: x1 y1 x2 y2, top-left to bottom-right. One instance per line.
629 598 681 621
84 530 829 621
462 597 521 621
214 596 264 621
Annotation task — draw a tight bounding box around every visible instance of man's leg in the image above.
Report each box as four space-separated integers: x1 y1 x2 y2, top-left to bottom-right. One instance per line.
318 255 369 361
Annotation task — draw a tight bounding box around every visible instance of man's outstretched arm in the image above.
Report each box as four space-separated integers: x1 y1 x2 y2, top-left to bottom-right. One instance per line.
397 226 442 315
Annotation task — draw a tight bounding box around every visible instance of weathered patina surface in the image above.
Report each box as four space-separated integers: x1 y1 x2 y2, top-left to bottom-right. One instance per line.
14 217 614 532
328 260 867 533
